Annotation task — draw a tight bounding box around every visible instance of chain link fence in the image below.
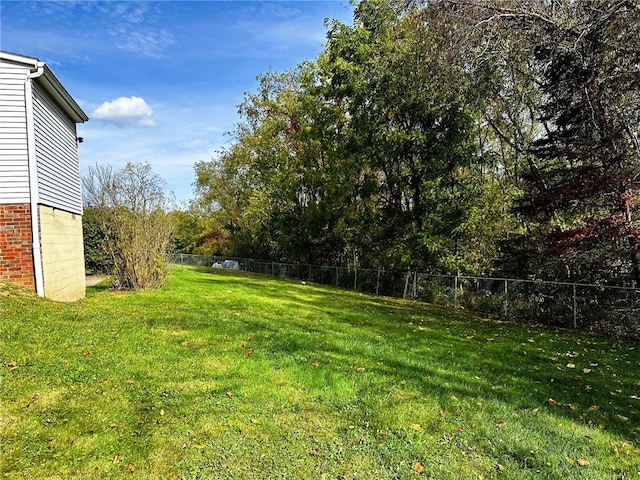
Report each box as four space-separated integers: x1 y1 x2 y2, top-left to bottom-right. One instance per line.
169 254 640 340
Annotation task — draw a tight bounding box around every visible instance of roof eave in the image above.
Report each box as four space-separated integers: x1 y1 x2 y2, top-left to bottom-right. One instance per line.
38 65 89 124
1 51 89 124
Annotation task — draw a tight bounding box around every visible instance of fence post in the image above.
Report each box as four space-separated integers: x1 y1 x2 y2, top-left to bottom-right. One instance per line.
573 283 577 329
412 272 417 299
376 270 381 296
454 275 458 308
403 272 411 299
504 279 508 316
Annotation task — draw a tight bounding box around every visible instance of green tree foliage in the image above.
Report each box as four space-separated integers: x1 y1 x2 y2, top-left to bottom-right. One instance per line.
469 0 640 283
82 206 114 274
83 162 172 290
169 208 229 255
193 0 640 284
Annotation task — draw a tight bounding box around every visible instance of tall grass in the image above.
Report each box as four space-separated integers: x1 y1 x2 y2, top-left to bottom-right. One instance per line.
1 266 638 479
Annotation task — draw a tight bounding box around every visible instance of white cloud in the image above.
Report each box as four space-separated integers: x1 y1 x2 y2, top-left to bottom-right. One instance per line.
92 96 156 127
117 29 175 58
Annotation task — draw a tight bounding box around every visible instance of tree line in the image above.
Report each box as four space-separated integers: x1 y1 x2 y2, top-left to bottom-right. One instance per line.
186 0 640 285
90 0 640 289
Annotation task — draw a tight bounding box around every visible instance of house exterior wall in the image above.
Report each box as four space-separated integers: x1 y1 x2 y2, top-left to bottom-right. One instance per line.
0 61 30 204
33 83 83 215
39 205 85 301
1 52 88 300
0 204 35 289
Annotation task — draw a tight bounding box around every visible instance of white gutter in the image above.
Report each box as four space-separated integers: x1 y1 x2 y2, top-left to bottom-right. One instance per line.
25 62 45 297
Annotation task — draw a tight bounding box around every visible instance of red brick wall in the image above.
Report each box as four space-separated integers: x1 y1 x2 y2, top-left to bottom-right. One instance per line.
0 204 35 290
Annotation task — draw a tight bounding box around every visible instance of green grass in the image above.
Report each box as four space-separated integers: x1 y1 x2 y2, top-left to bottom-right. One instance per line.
1 266 639 479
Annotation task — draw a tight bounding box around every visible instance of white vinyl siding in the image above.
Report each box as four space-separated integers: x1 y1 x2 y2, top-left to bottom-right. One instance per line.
0 62 30 203
33 83 82 215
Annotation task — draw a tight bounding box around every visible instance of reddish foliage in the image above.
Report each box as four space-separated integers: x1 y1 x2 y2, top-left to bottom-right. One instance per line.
549 213 640 255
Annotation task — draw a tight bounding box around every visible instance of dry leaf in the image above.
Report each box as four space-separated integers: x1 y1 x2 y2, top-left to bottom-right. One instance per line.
356 367 366 373
194 444 205 449
414 461 425 474
411 424 422 431
127 463 135 473
313 361 320 368
496 421 506 428
547 398 561 406
7 360 17 371
456 427 465 432
582 368 592 374
577 458 590 467
496 463 505 472
113 454 121 463
181 341 189 347
226 391 234 398
566 363 576 369
439 410 446 418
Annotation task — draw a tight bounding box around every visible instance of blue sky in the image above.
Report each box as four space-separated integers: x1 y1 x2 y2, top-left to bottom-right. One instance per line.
0 0 353 205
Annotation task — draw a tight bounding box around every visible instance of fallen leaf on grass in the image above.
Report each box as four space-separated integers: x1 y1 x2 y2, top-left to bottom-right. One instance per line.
456 427 465 432
113 454 121 463
496 421 506 428
577 458 590 467
582 368 592 374
411 424 422 432
226 391 234 398
313 361 320 368
566 363 576 369
194 444 205 449
356 367 366 373
127 463 135 472
7 360 17 371
414 461 425 473
24 394 40 409
547 398 561 406
496 463 505 472
181 341 189 347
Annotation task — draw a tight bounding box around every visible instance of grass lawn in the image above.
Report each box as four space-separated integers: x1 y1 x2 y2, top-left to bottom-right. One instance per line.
1 266 639 479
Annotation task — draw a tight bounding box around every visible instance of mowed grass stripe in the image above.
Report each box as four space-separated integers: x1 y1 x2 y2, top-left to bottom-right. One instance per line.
1 266 638 479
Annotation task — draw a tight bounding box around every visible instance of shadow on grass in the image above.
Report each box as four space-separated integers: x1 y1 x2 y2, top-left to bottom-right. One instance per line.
183 267 640 444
